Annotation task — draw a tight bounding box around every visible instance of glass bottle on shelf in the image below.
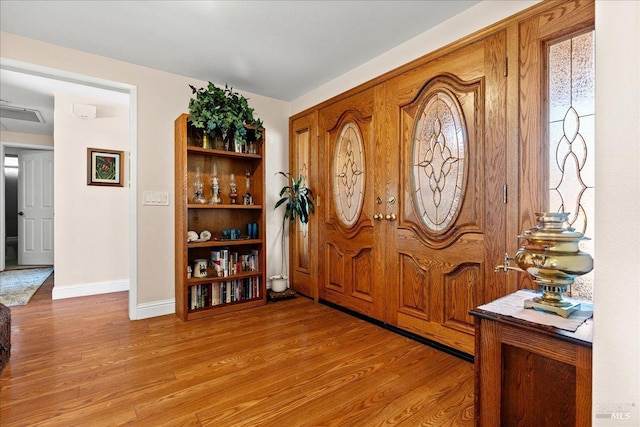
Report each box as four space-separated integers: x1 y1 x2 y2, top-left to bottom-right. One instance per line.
210 160 221 204
202 132 211 149
229 173 238 204
243 171 253 205
193 166 207 204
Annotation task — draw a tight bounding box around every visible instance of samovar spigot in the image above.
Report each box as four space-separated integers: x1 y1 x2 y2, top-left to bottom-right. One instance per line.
494 253 524 274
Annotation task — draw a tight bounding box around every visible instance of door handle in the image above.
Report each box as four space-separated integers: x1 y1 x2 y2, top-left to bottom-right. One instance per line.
373 213 384 221
385 213 397 221
18 211 24 216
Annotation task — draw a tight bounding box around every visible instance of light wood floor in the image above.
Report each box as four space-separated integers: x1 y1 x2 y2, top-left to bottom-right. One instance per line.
0 274 474 426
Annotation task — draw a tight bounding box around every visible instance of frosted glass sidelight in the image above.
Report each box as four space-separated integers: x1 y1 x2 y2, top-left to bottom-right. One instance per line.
296 129 310 269
548 31 595 300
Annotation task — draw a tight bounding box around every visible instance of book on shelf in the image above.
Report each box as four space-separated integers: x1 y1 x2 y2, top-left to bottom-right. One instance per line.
208 248 259 278
188 276 262 311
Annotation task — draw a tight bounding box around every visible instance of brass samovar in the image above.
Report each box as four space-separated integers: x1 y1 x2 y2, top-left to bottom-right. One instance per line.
495 212 593 318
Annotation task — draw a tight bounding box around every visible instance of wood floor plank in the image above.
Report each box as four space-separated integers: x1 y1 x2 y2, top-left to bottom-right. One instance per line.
0 274 474 426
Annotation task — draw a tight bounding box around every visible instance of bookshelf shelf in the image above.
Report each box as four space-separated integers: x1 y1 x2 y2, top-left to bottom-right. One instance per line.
174 113 267 320
187 146 262 159
186 271 263 286
187 204 263 209
187 239 262 249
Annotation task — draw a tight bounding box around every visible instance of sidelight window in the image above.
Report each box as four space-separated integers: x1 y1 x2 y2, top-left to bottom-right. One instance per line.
547 30 595 301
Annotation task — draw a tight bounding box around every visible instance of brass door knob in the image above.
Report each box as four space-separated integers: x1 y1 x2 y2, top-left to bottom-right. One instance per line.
373 213 384 221
385 213 397 221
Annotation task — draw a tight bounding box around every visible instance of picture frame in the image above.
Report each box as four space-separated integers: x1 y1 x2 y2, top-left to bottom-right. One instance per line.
87 148 124 187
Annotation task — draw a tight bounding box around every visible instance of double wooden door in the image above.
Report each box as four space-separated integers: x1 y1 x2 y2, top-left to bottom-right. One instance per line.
318 32 508 354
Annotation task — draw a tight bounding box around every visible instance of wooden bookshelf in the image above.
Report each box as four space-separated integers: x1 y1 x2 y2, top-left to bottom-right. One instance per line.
174 113 266 320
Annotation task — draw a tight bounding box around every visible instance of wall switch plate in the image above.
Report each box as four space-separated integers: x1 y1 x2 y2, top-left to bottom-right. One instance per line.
143 191 169 206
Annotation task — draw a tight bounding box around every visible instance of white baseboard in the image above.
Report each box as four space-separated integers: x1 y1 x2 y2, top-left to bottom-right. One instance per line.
134 299 175 320
52 279 129 300
51 280 175 320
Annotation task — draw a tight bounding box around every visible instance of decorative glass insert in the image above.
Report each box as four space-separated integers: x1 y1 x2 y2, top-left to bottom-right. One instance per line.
548 31 595 300
412 90 466 233
296 129 310 269
333 121 365 227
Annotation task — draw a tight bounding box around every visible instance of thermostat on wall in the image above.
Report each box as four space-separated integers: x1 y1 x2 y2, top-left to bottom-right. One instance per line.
72 103 97 118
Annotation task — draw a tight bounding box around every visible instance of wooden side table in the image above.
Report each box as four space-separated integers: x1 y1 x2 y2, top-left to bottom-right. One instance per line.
470 298 592 427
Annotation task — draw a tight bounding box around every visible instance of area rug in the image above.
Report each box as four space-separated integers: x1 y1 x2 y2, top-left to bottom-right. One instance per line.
0 267 53 306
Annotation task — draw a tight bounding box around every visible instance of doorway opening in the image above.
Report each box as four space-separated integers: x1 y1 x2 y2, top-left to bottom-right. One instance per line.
0 58 138 319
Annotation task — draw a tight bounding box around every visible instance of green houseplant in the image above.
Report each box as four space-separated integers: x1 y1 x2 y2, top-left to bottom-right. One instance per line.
188 82 263 148
272 172 314 292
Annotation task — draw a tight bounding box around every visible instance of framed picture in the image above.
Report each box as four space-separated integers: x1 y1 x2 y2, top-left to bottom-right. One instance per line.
87 148 124 187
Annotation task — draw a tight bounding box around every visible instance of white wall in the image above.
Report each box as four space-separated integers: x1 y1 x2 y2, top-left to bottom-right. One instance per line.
51 93 130 299
0 131 54 147
594 1 640 424
0 32 290 314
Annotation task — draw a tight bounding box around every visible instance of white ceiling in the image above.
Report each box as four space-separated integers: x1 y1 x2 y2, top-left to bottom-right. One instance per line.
0 0 480 134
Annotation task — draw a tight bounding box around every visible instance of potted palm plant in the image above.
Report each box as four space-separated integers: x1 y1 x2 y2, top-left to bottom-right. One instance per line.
272 172 314 292
188 82 263 150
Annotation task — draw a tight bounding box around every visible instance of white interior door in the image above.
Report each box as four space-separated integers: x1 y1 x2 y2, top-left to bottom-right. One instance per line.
18 150 54 265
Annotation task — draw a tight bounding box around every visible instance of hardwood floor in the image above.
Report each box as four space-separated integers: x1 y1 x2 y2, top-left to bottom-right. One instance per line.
0 274 474 426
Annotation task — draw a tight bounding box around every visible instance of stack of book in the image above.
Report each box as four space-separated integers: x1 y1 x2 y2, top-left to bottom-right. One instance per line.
210 249 259 277
189 277 261 310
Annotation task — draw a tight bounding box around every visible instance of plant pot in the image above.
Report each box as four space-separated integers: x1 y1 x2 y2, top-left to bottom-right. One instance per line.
269 275 288 292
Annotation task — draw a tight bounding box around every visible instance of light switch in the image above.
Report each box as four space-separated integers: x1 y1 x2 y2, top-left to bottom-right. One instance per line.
143 191 170 206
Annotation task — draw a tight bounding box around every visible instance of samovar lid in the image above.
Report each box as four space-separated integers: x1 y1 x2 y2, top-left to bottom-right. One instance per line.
518 212 589 242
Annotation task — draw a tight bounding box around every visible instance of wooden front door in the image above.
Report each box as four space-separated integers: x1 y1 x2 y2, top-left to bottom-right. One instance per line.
384 32 508 354
318 86 386 320
316 33 508 354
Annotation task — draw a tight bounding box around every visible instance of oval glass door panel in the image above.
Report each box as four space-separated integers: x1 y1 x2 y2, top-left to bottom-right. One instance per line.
412 90 467 233
333 121 365 228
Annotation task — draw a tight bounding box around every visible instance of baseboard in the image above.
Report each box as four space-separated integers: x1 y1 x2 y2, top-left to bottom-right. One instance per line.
52 279 129 300
319 299 474 363
135 299 175 320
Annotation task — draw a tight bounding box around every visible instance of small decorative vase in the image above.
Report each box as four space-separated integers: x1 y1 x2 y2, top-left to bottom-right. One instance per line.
202 134 211 149
214 136 225 150
247 141 256 154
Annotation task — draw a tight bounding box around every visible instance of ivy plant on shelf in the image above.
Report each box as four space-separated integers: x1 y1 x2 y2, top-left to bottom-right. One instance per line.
272 172 314 292
188 82 263 148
